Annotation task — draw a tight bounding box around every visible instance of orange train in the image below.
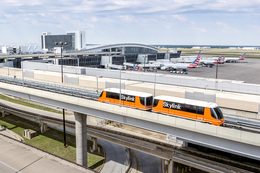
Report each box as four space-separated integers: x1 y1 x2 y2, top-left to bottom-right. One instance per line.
98 88 153 110
98 88 225 126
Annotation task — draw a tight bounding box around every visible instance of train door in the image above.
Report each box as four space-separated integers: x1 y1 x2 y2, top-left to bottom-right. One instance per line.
196 106 205 121
122 94 130 107
161 100 169 114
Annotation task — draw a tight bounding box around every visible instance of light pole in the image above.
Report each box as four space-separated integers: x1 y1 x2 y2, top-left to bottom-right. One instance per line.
144 48 147 72
153 67 156 97
7 56 9 76
55 41 68 149
120 48 124 107
216 59 219 79
96 76 98 93
120 68 121 107
22 61 24 87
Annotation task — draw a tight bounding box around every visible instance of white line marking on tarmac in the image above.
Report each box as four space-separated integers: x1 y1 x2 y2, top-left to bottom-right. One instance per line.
0 160 22 173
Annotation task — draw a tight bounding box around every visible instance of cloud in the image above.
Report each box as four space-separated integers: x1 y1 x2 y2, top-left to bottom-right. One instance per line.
164 25 172 29
216 21 239 33
171 14 187 21
91 17 98 22
250 25 260 32
0 0 260 44
119 15 135 23
192 27 207 32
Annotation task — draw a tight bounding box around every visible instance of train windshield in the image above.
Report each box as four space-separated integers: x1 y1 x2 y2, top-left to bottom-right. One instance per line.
146 96 153 106
99 91 103 98
214 107 224 119
210 107 224 119
140 96 153 106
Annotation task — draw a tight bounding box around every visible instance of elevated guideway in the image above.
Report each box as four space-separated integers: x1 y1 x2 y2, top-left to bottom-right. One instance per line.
0 80 260 162
1 67 260 116
0 101 257 173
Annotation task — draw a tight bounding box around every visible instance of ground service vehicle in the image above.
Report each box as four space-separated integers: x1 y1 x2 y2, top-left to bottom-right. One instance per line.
152 96 225 126
98 88 153 110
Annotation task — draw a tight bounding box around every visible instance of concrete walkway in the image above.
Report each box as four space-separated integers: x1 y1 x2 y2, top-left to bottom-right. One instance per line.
0 99 129 173
0 134 94 173
0 126 24 141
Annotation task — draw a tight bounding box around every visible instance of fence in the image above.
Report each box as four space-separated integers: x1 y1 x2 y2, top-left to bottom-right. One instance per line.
22 61 260 96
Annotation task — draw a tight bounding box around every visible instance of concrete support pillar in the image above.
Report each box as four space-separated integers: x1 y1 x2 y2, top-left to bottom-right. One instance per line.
40 122 48 133
168 159 174 173
74 112 87 167
90 136 98 152
182 141 188 147
1 110 5 117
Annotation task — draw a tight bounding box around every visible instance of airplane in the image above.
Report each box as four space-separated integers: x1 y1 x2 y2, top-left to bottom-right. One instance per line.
171 56 197 63
219 56 225 64
226 52 246 63
123 62 134 68
160 51 201 73
218 52 246 63
200 55 223 66
132 64 139 71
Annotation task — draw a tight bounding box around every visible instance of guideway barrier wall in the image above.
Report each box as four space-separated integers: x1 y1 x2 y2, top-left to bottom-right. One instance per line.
1 82 260 160
22 61 260 96
1 65 260 114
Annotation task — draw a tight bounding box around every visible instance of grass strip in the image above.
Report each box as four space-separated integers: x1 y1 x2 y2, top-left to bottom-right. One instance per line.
0 115 104 171
0 94 62 114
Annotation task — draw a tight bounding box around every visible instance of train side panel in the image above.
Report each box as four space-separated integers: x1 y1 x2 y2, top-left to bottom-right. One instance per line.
98 91 152 110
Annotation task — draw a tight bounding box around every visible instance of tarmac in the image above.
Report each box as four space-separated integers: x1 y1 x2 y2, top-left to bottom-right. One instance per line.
157 59 260 84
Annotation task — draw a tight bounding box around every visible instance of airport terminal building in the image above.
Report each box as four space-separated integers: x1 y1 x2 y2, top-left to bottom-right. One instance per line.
41 31 86 51
72 43 181 67
1 43 181 69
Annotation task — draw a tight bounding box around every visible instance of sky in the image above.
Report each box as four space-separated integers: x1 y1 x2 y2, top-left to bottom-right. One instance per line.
1 0 260 45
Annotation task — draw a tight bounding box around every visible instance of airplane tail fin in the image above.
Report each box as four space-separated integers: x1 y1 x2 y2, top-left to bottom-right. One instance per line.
214 55 223 63
133 64 139 71
222 56 226 62
239 52 246 60
188 51 201 68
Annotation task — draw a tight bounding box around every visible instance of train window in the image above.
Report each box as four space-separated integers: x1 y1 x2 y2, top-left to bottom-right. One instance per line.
181 104 188 112
153 99 159 107
198 107 204 115
113 93 120 99
146 96 153 106
106 92 111 98
140 97 145 106
213 107 224 119
121 95 135 102
185 104 191 112
210 108 218 119
190 105 197 113
99 91 104 98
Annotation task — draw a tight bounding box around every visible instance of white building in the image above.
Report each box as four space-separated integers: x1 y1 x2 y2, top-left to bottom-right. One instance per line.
229 47 240 49
242 47 259 50
66 31 86 50
41 31 86 51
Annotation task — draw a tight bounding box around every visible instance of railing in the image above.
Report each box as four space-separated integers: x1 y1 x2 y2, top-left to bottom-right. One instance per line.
0 75 100 100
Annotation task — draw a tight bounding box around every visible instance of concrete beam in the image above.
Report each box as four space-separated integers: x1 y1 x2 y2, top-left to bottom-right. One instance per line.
74 112 88 167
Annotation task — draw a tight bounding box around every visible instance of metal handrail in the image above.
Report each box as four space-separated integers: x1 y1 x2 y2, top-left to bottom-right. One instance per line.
0 75 100 100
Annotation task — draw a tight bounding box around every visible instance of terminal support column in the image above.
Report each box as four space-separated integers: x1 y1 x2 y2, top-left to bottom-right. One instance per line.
1 110 5 117
74 112 88 167
165 159 174 173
